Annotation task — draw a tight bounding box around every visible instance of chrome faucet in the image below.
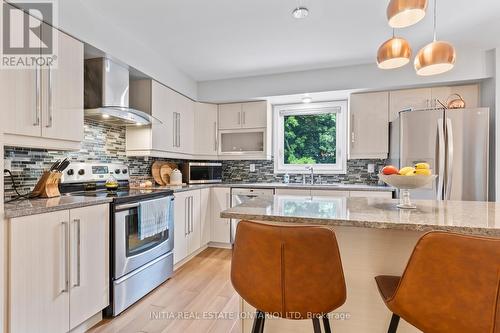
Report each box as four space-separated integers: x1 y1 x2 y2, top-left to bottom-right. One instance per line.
306 166 314 184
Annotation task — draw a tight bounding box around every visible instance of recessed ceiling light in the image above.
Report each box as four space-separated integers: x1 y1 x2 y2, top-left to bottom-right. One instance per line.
302 96 312 103
102 114 110 119
135 122 143 126
292 7 309 19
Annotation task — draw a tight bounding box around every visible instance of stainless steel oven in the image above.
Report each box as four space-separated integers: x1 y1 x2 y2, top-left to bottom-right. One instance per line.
182 162 222 184
111 195 174 316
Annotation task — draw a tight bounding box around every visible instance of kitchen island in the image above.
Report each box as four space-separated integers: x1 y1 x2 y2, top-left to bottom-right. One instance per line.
221 195 500 333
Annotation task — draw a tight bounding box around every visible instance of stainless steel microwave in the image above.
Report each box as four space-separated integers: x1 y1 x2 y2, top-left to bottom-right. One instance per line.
182 162 223 184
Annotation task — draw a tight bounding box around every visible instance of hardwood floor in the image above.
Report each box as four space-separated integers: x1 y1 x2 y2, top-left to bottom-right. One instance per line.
88 248 240 333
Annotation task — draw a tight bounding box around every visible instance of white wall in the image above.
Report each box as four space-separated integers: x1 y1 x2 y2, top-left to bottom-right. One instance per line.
57 1 197 100
198 47 494 103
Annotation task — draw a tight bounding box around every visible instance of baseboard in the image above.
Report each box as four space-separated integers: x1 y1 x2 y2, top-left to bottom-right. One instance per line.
173 244 209 271
70 311 102 333
208 242 232 249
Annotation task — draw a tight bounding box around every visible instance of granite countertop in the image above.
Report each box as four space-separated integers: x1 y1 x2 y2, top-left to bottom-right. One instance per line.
5 196 113 219
221 195 500 237
142 182 395 193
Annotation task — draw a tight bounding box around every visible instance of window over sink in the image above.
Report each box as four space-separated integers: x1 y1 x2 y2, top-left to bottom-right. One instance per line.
274 101 347 174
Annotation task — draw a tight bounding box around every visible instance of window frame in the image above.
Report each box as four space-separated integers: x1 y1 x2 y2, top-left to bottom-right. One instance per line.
273 101 347 174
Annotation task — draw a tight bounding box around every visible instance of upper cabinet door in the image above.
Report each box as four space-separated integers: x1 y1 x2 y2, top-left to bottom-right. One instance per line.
349 92 389 159
0 5 41 137
194 102 218 156
389 88 432 122
218 103 242 130
431 84 479 109
241 101 268 128
176 94 195 154
151 81 176 152
41 23 84 142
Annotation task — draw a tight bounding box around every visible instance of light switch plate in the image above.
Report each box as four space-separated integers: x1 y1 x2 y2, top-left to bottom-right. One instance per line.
249 164 256 172
367 163 375 173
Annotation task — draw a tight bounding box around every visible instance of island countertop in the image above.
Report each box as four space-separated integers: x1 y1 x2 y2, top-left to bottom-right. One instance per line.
221 195 500 237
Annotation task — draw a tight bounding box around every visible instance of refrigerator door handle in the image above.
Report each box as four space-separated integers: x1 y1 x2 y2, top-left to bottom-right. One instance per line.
437 118 445 200
445 118 454 200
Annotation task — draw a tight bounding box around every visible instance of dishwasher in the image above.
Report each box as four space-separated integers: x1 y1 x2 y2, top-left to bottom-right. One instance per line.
230 187 275 243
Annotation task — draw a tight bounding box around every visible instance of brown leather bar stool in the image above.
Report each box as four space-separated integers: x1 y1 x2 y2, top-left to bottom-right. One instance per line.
231 220 347 333
375 231 500 333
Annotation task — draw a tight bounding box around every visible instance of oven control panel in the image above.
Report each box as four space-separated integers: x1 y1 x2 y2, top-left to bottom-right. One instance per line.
61 162 130 183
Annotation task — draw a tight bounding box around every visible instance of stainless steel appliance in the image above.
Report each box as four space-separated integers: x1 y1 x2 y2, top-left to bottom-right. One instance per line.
60 162 175 316
230 188 275 243
182 162 222 184
84 58 161 126
389 107 489 201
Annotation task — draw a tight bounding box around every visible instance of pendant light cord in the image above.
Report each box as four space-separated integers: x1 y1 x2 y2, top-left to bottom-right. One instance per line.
433 0 437 41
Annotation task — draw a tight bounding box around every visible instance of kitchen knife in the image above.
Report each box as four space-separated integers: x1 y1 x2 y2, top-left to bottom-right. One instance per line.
57 158 70 172
49 160 61 171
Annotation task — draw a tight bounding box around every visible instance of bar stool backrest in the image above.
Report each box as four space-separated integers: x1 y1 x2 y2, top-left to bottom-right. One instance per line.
231 220 347 320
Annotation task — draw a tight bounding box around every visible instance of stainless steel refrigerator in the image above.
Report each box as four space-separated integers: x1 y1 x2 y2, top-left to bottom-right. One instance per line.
389 107 489 201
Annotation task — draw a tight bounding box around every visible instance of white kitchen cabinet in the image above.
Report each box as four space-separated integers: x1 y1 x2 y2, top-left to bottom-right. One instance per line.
9 205 109 333
68 205 109 329
9 210 70 333
389 88 432 122
174 190 201 264
349 191 393 198
194 102 218 158
241 101 268 128
127 79 195 158
218 101 269 130
349 92 389 159
430 84 479 109
211 187 231 244
1 14 83 150
40 23 84 143
200 188 212 246
218 103 243 130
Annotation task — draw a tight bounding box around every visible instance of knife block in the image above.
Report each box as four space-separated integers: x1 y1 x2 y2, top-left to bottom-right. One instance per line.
31 171 62 198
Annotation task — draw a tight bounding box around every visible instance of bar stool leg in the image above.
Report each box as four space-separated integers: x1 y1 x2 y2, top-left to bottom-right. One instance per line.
322 314 331 333
252 310 265 333
388 313 400 333
312 318 322 333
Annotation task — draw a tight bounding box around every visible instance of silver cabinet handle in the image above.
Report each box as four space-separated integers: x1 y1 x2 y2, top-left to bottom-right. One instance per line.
237 112 241 125
190 196 194 233
242 111 246 125
213 122 218 152
184 196 188 236
351 113 355 144
173 112 177 147
176 113 181 147
73 219 81 287
445 118 454 200
34 65 40 126
46 66 53 128
61 221 69 293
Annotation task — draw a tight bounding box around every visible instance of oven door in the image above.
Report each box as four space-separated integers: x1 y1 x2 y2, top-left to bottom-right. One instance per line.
114 196 174 279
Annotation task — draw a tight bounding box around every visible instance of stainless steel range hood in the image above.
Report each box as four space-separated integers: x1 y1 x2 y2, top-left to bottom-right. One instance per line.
84 58 160 126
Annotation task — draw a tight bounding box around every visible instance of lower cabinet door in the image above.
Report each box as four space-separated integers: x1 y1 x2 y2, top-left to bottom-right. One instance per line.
69 205 109 329
200 188 211 246
174 191 190 264
211 187 231 244
9 210 70 333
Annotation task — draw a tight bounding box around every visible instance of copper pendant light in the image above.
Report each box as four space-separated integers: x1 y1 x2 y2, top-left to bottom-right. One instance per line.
414 0 456 76
377 33 412 69
387 0 428 28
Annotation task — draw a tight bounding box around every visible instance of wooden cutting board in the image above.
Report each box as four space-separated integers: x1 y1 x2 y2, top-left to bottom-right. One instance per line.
160 164 173 185
151 161 166 186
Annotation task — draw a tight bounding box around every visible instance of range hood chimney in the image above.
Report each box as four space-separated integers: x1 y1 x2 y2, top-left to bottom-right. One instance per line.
84 58 160 126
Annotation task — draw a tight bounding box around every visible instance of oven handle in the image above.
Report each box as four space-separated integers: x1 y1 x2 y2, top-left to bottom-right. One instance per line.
115 197 173 211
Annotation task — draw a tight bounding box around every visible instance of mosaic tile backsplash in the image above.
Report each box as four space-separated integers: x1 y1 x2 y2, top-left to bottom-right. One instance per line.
4 120 385 199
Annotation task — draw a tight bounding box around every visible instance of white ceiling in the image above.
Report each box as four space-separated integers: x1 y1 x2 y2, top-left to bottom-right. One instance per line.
69 0 500 82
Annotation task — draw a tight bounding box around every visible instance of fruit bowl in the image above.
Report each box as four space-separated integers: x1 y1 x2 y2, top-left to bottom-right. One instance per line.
378 174 437 209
